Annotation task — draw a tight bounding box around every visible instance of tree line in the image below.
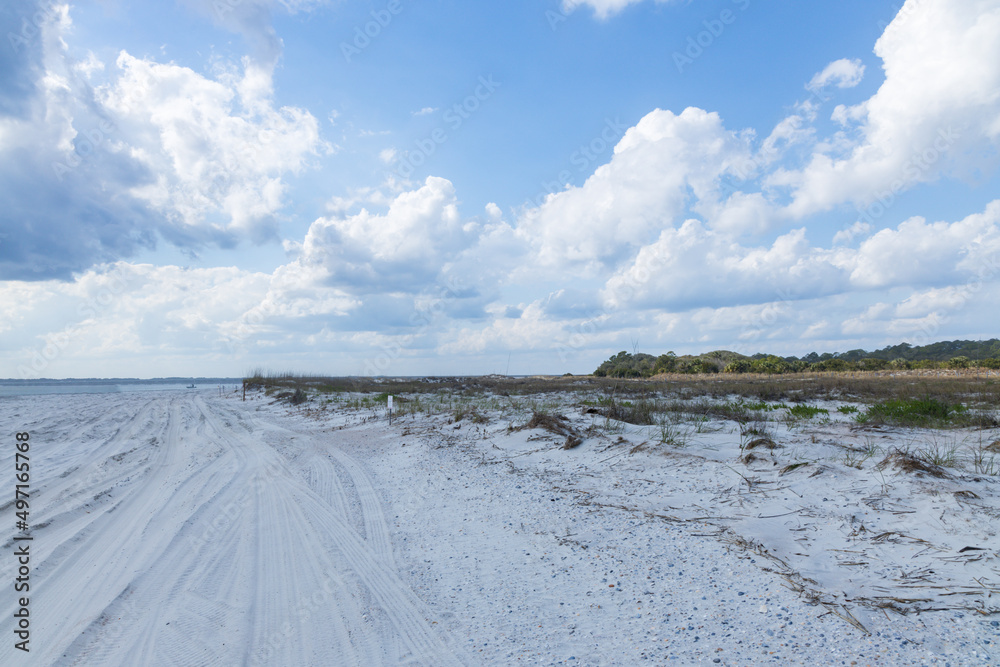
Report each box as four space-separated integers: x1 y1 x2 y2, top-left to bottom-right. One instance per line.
592 339 1000 377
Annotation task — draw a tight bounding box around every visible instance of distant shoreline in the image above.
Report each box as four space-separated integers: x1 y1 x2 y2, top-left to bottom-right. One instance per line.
0 377 242 384
0 378 243 397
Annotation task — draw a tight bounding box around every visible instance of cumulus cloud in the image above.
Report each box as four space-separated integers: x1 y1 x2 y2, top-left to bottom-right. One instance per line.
517 107 751 272
1 174 525 375
0 4 165 280
0 5 324 280
759 112 817 164
832 221 872 245
849 200 1000 288
600 221 848 312
783 0 1000 217
5 195 1000 376
102 53 323 245
274 177 524 333
7 0 1000 374
603 200 1000 314
288 177 468 292
807 58 866 92
276 177 523 333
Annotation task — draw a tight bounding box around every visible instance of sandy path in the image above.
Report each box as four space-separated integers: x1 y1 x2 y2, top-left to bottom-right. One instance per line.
0 392 466 666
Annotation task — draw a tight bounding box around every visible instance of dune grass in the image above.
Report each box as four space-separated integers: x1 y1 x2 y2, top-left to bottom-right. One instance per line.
855 397 968 427
241 369 999 441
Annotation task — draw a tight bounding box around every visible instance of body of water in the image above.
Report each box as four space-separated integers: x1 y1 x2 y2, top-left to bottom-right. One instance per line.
0 379 242 397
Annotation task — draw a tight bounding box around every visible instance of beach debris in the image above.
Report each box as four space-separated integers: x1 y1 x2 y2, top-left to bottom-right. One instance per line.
876 449 949 478
522 412 584 449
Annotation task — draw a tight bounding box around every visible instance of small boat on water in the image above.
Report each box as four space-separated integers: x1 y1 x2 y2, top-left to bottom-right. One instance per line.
186 383 196 388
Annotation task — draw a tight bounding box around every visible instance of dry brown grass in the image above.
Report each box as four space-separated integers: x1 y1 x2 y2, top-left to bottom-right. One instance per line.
522 412 584 449
244 369 1000 416
743 437 779 451
876 449 950 478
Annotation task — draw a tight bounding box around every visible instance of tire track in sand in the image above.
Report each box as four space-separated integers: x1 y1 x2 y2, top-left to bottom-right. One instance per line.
0 394 465 666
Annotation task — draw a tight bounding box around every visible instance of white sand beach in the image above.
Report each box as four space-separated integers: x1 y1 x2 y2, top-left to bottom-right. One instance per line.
0 387 997 665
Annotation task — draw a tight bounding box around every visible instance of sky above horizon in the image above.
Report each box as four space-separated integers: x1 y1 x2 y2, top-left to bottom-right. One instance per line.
2 0 1000 378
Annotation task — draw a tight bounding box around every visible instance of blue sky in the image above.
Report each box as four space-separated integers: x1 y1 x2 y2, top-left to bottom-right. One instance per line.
2 0 1000 378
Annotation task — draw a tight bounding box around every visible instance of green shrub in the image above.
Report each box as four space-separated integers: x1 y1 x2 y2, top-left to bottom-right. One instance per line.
948 356 970 369
857 398 966 426
653 353 677 374
786 404 829 419
812 358 851 372
597 396 659 425
750 355 791 374
724 359 753 374
594 351 658 378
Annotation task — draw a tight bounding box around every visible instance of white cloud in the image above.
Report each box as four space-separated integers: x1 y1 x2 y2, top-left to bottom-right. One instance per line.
807 58 866 92
290 177 469 292
600 221 847 312
784 0 1000 217
0 5 166 280
849 200 1000 288
759 113 816 164
0 6 325 280
561 0 674 20
830 103 868 127
705 192 776 236
101 52 324 244
832 220 872 245
602 199 1000 313
438 300 572 355
0 261 273 375
5 198 1000 376
517 107 751 272
8 0 1000 375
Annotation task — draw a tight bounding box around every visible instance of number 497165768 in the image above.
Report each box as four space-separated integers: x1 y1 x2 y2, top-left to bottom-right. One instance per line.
15 432 29 530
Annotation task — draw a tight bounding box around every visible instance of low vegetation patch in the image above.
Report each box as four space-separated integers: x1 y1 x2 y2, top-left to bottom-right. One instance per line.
590 396 659 425
453 404 488 423
856 398 966 427
786 404 829 419
522 412 584 449
273 388 308 405
743 437 779 451
876 448 950 478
